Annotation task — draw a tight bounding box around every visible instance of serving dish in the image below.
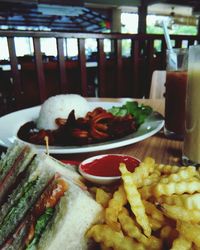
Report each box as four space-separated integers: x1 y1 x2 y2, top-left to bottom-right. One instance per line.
0 101 164 153
79 154 140 185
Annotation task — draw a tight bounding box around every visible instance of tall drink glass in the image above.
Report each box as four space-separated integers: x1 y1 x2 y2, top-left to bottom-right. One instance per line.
182 45 200 166
164 48 188 140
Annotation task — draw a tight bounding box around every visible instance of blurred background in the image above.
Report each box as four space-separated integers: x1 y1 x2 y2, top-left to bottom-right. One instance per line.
0 0 199 60
0 0 199 115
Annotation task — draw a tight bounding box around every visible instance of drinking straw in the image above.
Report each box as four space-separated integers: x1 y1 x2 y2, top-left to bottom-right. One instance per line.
162 21 177 69
162 21 173 51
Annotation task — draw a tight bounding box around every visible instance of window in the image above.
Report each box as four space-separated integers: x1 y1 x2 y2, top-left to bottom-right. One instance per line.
0 37 9 60
14 37 34 57
40 38 57 57
121 13 138 34
147 14 198 35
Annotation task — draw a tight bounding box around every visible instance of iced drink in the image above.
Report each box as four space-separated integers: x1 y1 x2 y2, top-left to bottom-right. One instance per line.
165 71 188 137
183 67 200 165
164 48 188 140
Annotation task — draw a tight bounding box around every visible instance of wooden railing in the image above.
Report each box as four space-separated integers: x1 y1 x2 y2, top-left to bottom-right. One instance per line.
0 30 198 116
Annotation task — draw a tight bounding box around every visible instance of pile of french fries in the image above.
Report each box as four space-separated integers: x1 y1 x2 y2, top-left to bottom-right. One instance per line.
87 157 200 250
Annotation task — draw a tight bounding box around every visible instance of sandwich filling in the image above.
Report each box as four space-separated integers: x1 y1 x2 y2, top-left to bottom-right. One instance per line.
1 175 68 250
25 175 68 249
0 142 35 204
0 141 102 250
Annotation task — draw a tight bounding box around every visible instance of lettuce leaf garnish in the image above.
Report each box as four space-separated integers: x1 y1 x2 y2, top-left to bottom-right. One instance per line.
26 207 54 250
108 101 152 126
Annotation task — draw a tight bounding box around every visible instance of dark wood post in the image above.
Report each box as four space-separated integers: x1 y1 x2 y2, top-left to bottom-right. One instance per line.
56 37 68 93
33 37 46 103
78 38 87 97
7 37 22 109
138 0 148 34
197 16 200 43
97 39 106 97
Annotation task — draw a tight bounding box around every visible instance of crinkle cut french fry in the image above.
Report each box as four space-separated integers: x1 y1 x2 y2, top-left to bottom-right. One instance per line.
87 224 145 250
100 243 112 250
158 193 200 210
177 221 200 248
118 208 162 250
159 166 197 184
170 235 192 250
155 164 180 174
136 157 156 176
147 216 163 231
96 188 112 208
87 157 200 250
147 235 163 250
132 157 156 187
142 171 161 186
118 208 148 243
120 163 151 237
183 193 200 210
105 185 127 231
162 204 200 223
138 185 154 200
143 200 165 223
153 180 200 197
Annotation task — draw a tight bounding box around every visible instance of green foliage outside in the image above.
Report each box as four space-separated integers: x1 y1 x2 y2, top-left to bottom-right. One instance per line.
147 24 197 52
121 24 198 56
121 13 198 57
147 24 197 35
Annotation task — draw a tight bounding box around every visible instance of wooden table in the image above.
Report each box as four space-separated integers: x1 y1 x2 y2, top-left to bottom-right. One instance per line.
52 98 183 166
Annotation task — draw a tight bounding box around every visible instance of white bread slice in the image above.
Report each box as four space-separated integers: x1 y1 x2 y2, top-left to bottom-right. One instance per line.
30 152 102 250
37 179 102 250
33 153 82 183
0 142 102 249
0 141 36 203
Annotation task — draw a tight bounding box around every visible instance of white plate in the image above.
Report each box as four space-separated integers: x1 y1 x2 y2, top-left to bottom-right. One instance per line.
0 101 164 154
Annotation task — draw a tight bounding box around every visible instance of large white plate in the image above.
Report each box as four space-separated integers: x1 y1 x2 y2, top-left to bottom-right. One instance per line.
0 101 164 153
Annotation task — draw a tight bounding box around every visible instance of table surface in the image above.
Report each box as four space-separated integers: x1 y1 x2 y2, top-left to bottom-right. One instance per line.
51 98 183 166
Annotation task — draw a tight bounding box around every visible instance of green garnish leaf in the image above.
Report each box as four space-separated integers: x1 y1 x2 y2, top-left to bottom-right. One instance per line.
108 101 152 127
26 207 54 250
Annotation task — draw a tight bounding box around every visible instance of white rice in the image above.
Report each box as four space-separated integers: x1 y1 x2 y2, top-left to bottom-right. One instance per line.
36 94 91 130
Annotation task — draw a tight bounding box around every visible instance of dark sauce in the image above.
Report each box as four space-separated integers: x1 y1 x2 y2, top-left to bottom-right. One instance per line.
17 110 137 146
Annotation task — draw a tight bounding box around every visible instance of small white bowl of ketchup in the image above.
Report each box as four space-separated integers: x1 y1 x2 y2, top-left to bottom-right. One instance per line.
79 154 140 185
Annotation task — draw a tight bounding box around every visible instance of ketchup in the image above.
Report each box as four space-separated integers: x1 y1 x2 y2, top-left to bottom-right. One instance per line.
80 155 140 177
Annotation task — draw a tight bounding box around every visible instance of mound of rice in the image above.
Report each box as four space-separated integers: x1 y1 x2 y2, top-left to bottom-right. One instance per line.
36 94 91 130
